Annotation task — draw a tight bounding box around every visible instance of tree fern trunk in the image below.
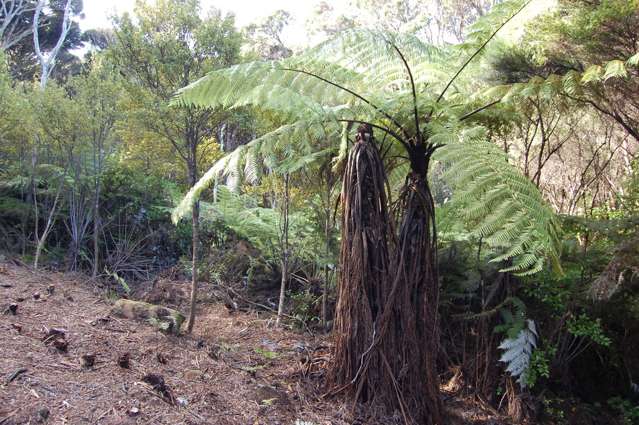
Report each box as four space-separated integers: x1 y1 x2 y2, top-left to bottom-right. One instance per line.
329 124 394 413
330 131 443 424
391 165 442 424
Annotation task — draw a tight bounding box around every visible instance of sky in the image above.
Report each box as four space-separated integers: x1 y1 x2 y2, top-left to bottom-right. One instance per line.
79 0 318 45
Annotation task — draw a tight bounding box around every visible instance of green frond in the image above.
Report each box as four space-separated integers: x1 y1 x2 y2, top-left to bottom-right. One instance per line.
581 64 604 84
172 119 340 223
603 60 628 81
200 187 320 263
495 54 635 105
463 0 530 46
435 138 561 275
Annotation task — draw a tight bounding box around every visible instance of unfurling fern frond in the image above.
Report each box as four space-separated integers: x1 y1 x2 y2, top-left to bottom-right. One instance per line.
435 133 561 275
499 319 538 388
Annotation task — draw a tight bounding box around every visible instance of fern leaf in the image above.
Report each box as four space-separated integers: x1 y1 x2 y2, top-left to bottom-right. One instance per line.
436 138 561 275
498 319 538 388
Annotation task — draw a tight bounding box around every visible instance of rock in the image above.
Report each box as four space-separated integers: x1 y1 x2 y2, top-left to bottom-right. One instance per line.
47 285 55 295
110 299 185 335
33 292 40 300
127 407 140 417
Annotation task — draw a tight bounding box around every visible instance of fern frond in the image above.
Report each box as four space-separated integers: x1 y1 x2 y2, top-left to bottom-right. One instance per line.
436 138 561 275
172 119 340 223
498 319 538 388
200 186 319 263
494 54 636 104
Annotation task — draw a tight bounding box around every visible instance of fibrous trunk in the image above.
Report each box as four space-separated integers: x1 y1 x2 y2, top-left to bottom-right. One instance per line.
330 132 442 424
391 164 442 424
330 124 393 402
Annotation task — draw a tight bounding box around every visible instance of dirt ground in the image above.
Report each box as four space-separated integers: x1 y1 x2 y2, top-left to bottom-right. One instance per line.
0 262 507 425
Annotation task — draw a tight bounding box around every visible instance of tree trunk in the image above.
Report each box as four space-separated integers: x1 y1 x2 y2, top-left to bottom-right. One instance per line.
276 173 290 327
92 183 101 279
391 169 442 425
329 124 395 412
329 126 443 424
185 147 200 333
185 199 199 333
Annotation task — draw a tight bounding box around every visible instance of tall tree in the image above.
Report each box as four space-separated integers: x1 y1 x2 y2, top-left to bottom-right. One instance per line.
1 0 83 82
244 9 293 60
68 57 122 276
0 0 37 49
110 0 241 332
32 0 71 88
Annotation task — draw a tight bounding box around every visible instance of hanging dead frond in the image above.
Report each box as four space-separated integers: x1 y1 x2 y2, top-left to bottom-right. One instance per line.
329 124 394 410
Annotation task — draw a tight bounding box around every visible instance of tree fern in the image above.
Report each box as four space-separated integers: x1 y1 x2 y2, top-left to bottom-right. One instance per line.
200 186 321 264
172 0 558 277
172 3 557 419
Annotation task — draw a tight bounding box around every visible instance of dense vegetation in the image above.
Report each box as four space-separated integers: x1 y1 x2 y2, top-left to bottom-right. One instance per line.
1 0 638 423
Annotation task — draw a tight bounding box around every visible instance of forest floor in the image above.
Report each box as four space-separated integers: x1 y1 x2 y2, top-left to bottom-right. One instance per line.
0 262 508 425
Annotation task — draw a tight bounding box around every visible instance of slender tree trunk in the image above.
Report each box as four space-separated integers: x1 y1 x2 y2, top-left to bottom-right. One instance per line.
276 173 290 327
92 180 101 279
185 156 200 333
322 210 330 329
33 185 62 270
33 0 72 89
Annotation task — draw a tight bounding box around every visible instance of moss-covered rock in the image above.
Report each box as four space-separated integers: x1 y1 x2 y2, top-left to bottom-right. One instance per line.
111 299 185 335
